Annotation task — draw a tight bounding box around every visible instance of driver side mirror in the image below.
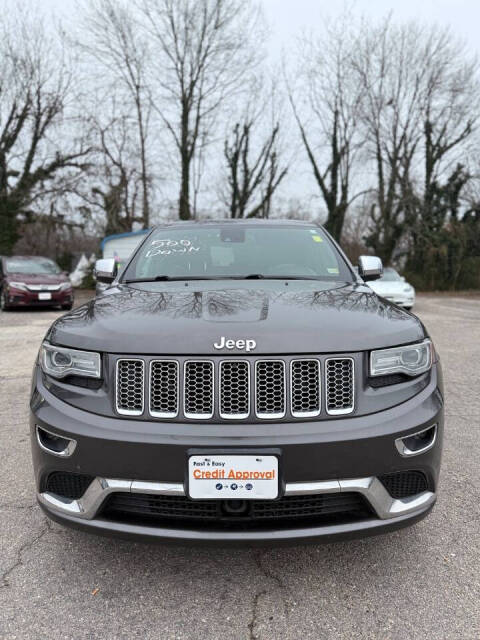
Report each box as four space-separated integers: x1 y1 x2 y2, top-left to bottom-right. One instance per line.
95 258 117 284
358 255 383 282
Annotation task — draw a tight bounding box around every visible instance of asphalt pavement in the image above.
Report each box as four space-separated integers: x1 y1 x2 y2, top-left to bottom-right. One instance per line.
0 293 479 639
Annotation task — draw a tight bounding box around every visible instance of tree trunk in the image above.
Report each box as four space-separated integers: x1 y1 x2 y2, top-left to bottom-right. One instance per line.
324 202 348 242
135 96 150 229
0 201 19 254
179 155 191 220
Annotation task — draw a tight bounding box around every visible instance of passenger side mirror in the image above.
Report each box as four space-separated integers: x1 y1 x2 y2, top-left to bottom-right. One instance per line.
95 258 117 284
358 256 383 282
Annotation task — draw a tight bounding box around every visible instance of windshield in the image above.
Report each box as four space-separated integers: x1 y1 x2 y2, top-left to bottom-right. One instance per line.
5 258 61 275
123 224 353 282
380 268 402 282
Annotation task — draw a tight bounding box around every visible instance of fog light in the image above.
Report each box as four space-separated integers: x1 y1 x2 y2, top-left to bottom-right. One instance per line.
395 425 437 457
36 426 77 457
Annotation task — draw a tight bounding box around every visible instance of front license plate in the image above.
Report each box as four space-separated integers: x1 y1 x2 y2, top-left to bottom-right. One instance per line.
38 292 51 300
188 454 279 500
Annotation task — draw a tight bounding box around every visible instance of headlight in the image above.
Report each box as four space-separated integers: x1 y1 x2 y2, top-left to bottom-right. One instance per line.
60 282 72 291
370 339 432 377
403 286 413 293
41 342 101 379
8 281 28 291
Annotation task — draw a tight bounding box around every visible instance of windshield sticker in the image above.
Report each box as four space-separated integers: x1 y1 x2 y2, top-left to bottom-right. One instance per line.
327 267 339 274
145 238 200 258
312 235 323 243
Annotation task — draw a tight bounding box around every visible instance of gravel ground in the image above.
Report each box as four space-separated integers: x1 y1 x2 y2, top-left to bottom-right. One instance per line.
0 293 479 640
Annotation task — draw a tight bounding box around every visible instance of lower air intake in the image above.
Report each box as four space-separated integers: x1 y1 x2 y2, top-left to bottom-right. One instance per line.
45 472 94 500
103 492 372 531
379 471 429 499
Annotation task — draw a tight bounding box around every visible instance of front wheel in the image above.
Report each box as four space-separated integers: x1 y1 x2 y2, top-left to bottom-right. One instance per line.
61 302 73 311
0 289 10 311
403 306 413 311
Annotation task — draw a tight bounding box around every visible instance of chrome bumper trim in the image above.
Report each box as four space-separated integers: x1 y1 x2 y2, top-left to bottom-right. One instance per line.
38 478 132 518
336 477 435 520
395 424 437 457
36 425 77 458
38 475 435 522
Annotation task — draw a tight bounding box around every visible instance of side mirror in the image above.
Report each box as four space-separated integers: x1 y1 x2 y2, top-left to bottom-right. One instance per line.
401 276 406 282
358 255 383 282
95 258 117 284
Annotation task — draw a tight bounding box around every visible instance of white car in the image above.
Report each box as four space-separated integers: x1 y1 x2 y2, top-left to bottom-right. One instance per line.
367 267 415 310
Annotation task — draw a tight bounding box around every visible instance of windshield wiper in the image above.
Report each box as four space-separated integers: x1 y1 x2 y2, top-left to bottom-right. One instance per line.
242 274 320 280
124 274 328 284
124 276 174 283
124 275 232 283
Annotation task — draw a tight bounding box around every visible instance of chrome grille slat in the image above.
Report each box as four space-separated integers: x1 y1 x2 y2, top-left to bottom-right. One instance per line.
291 359 321 418
27 284 61 291
219 361 250 419
116 359 145 416
184 360 214 419
150 360 179 418
325 358 354 415
255 360 286 419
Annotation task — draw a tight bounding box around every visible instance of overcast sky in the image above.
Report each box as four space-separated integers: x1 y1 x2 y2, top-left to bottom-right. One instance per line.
21 0 480 214
262 0 479 56
37 0 480 57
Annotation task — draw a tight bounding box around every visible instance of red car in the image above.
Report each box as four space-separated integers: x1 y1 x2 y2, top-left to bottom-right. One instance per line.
0 256 74 311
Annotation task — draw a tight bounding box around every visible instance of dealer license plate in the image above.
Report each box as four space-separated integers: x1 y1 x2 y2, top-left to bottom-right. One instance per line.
188 454 279 500
38 292 52 300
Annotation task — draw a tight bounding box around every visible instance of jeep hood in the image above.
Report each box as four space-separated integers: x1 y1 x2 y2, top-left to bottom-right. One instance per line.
47 281 426 355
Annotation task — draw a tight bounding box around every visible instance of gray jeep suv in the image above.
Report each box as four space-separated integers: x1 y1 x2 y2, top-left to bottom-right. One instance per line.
31 220 443 545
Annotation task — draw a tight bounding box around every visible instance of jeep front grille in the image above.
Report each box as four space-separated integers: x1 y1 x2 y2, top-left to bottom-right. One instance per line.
116 359 145 415
255 360 286 419
115 357 354 420
291 359 321 417
220 360 250 419
184 361 214 419
325 358 354 415
150 360 179 418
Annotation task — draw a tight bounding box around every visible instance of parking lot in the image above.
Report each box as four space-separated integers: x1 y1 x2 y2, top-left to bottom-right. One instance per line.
0 294 479 640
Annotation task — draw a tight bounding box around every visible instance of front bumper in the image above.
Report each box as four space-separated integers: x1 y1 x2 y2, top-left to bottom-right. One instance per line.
6 287 73 307
31 364 443 545
383 294 415 308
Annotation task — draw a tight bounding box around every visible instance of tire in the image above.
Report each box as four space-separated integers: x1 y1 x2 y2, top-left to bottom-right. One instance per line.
403 306 412 311
61 303 73 311
0 288 10 311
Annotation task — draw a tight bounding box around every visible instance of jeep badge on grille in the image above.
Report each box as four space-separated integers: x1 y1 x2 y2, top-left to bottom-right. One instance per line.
213 336 256 352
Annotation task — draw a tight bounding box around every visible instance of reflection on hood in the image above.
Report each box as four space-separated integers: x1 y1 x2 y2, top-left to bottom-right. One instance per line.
48 281 424 355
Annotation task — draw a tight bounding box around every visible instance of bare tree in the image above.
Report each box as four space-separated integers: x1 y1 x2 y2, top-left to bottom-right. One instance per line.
0 10 90 254
409 31 479 259
85 113 145 235
138 0 261 220
288 14 366 241
81 0 152 228
222 119 287 218
352 19 430 263
352 20 478 265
